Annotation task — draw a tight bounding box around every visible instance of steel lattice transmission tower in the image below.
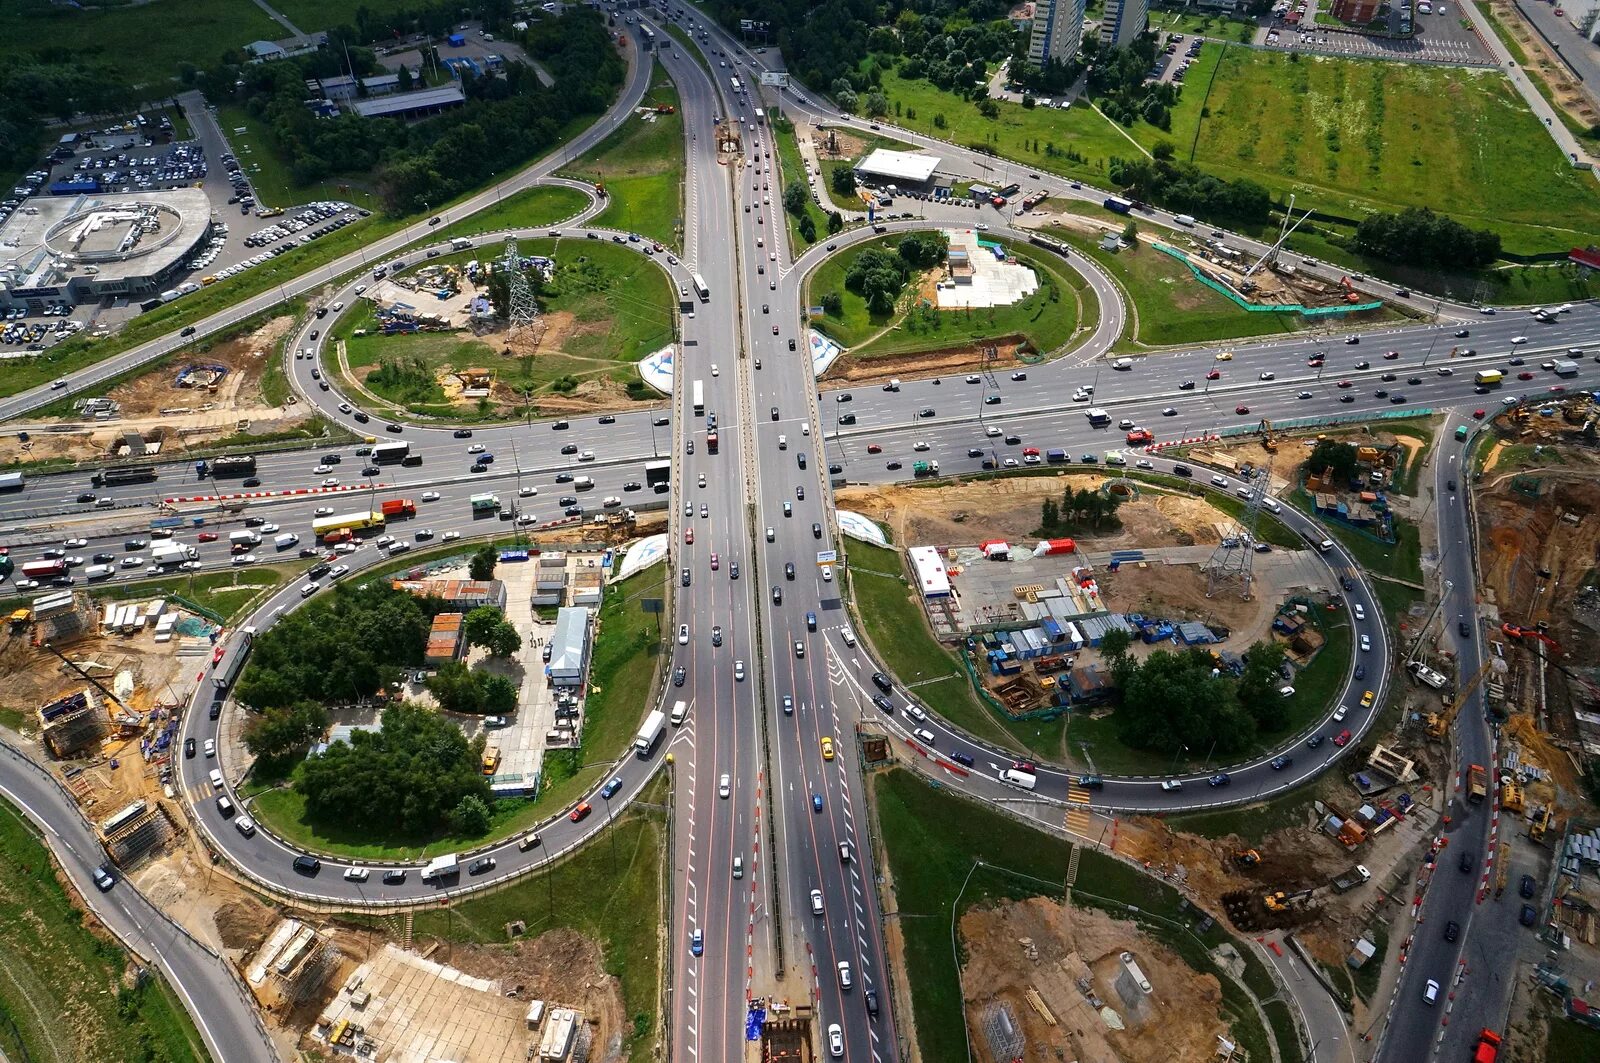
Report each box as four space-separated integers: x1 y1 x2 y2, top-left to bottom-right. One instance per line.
1205 458 1273 600
500 236 539 337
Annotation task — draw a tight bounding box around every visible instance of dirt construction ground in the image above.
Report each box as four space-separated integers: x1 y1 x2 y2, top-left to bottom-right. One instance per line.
0 314 309 467
959 896 1227 1063
1488 0 1600 145
837 476 1231 551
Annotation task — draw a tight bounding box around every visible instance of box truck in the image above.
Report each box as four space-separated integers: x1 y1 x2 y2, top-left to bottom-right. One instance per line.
635 708 667 756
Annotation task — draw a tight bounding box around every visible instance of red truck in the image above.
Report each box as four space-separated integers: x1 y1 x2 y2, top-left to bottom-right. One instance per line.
1125 429 1153 445
380 498 416 519
1472 1029 1500 1062
21 558 67 579
706 431 719 454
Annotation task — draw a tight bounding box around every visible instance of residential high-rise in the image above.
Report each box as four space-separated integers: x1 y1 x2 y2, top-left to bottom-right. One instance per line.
1028 0 1088 66
1100 0 1149 48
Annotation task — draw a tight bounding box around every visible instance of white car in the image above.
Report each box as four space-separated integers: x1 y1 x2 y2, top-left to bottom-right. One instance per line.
443 530 461 541
837 961 853 989
827 1024 844 1058
985 426 1002 437
516 514 538 526
375 535 395 548
467 443 486 453
259 523 278 533
344 867 370 882
719 773 731 798
334 541 358 554
810 888 824 915
313 505 333 516
120 557 142 568
711 363 720 376
63 538 87 548
519 486 537 497
912 441 930 451
232 554 257 565
1135 459 1154 469
421 491 441 502
328 565 350 579
1360 634 1371 652
204 738 216 757
321 477 340 487
678 623 689 645
314 464 332 474
1511 336 1528 344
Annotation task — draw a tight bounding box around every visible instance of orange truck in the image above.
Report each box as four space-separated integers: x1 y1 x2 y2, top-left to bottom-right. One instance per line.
1467 764 1488 803
380 498 416 518
1472 1029 1500 1062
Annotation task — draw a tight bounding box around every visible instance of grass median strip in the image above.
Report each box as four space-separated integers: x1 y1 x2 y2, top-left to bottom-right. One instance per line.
559 65 684 249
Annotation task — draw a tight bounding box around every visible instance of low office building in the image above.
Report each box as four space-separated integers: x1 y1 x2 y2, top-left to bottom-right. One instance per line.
854 148 942 191
425 612 465 665
547 606 591 688
351 85 467 120
391 578 507 611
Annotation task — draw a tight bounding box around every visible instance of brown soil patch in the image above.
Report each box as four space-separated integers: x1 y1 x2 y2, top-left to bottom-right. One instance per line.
838 478 1230 551
215 897 280 952
812 124 867 161
1096 563 1269 639
959 896 1227 1063
820 337 1031 385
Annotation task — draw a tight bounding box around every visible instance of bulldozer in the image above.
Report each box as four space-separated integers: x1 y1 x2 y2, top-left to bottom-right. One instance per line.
1234 849 1262 867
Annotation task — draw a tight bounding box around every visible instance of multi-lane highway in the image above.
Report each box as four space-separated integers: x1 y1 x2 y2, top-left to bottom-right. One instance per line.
5 8 1597 1062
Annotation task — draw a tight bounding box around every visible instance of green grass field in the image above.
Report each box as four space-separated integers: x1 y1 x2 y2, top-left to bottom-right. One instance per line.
1159 48 1600 256
806 233 1085 358
404 773 667 1063
336 239 673 419
560 66 684 249
1048 228 1325 347
450 184 592 237
772 120 834 252
0 0 277 89
216 104 384 212
249 562 667 859
874 769 1278 1063
0 795 212 1063
0 566 296 626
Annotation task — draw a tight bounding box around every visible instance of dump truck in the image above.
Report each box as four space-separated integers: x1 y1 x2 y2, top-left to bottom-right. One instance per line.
1330 865 1372 893
1467 763 1488 802
1472 1029 1501 1063
912 460 939 477
91 464 158 488
379 498 416 518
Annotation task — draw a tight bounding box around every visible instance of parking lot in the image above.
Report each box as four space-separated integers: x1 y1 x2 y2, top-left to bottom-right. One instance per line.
1260 0 1494 65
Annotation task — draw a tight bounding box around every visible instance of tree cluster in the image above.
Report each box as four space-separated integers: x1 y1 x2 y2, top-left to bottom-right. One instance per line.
463 605 523 657
427 660 519 716
1108 156 1273 225
1039 485 1125 534
1352 207 1501 269
1083 37 1177 130
0 56 136 186
838 231 948 315
192 9 621 214
1099 630 1290 757
298 703 490 835
1309 439 1360 483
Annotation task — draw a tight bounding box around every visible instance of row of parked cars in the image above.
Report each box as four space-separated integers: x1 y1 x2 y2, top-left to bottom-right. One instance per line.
243 201 356 249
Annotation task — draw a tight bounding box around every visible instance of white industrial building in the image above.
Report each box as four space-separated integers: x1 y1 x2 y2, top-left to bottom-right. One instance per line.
1028 0 1088 65
854 148 942 190
547 606 592 688
0 188 213 312
908 546 952 599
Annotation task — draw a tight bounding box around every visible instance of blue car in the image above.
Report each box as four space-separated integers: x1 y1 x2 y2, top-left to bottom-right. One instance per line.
812 793 824 812
601 776 622 800
690 929 704 956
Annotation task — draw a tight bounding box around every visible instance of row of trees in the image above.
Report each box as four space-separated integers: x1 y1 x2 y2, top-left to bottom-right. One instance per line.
1352 207 1501 269
0 57 138 188
835 232 949 316
1109 153 1274 226
1099 629 1291 757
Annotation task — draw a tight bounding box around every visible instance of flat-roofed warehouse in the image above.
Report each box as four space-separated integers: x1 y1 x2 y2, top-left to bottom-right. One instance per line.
854 148 942 189
0 188 213 312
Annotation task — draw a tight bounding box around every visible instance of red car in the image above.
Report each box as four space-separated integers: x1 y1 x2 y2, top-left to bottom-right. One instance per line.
1383 350 1400 360
1336 380 1353 389
1472 409 1487 420
1235 404 1251 415
1306 357 1324 367
1333 729 1352 747
569 802 593 823
1518 371 1534 380
197 532 219 542
1206 369 1221 380
1552 385 1567 393
866 444 882 454
684 527 694 544
710 552 720 570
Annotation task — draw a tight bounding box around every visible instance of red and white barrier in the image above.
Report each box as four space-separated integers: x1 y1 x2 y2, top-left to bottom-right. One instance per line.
162 484 389 504
1146 433 1221 452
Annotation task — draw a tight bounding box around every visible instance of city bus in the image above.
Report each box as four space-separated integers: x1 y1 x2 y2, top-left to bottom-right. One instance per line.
312 510 385 540
370 441 410 464
691 272 710 301
214 628 254 691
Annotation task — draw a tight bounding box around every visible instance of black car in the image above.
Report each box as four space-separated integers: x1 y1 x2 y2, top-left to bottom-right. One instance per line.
1172 464 1192 477
1443 920 1460 942
308 562 331 579
386 422 402 433
886 460 901 470
673 665 687 687
1178 380 1196 390
382 869 408 885
1076 774 1105 789
1520 874 1536 898
872 671 893 693
1459 621 1471 638
555 472 574 483
468 856 496 875
180 326 196 337
293 855 322 876
209 701 222 720
93 552 115 563
813 522 823 538
184 737 196 758
1520 904 1538 926
918 407 935 418
984 395 1001 405
299 547 319 558
951 751 975 767
1354 664 1366 681
76 492 96 503
454 429 473 438
598 415 616 424
353 411 370 423
244 516 265 527
865 989 880 1018
1208 773 1230 787
1004 434 1022 446
836 393 853 403
1306 734 1324 749
872 695 895 714
561 444 578 455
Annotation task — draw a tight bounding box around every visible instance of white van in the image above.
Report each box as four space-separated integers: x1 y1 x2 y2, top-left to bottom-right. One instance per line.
670 699 689 725
1317 539 1335 553
208 768 224 789
273 533 299 550
1263 499 1282 514
84 564 115 580
1112 357 1134 370
1174 213 1196 226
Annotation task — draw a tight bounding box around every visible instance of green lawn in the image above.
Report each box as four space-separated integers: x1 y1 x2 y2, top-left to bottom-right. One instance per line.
0 1 277 90
1049 228 1326 347
874 769 1279 1063
1147 6 1261 41
845 541 1066 758
772 118 834 252
449 185 592 237
404 774 667 1063
1157 47 1600 257
0 566 296 627
216 104 383 212
336 239 673 419
1291 501 1423 584
249 562 667 859
807 234 1086 359
560 65 684 249
0 795 212 1063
